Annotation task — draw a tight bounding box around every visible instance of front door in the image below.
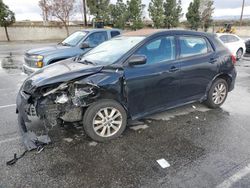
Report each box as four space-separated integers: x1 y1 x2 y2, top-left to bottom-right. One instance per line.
123 36 181 118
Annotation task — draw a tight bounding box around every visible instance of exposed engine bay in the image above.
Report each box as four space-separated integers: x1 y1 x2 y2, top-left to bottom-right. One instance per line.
25 81 101 127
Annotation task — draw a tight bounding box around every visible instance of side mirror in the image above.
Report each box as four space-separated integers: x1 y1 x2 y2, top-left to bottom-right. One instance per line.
128 55 147 66
80 42 90 49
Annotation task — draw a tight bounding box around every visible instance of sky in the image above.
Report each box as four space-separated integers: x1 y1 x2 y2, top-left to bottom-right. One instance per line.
2 0 250 21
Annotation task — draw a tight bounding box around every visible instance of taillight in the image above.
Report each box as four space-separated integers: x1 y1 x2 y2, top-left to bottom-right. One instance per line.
231 55 237 65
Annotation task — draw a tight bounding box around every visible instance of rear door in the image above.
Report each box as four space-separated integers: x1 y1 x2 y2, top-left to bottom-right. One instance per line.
124 35 181 118
177 35 217 101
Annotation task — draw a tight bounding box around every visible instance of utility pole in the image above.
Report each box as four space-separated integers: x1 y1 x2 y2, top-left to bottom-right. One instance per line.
83 0 87 26
240 0 245 27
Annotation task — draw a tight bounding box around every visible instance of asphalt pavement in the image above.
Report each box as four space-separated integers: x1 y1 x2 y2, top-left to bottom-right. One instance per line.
0 42 250 188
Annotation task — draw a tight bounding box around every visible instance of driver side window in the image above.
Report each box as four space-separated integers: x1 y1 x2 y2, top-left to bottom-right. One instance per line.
135 36 176 65
85 32 108 47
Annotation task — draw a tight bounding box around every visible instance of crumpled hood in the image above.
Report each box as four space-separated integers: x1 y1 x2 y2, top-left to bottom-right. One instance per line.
27 45 71 57
22 59 103 92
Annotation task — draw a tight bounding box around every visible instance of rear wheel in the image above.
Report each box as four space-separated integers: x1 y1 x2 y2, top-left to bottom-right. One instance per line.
83 99 127 142
236 48 243 60
205 78 228 109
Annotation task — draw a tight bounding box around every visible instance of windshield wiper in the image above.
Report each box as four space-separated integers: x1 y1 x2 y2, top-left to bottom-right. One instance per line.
80 59 96 65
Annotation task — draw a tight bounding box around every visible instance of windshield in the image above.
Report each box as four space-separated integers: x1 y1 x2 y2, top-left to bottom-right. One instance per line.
81 36 145 65
61 31 87 46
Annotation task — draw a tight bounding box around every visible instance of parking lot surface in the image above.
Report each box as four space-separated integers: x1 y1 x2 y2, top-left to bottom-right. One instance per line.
0 42 250 188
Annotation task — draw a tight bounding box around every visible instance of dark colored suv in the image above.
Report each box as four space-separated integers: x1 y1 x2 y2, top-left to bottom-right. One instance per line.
17 30 236 142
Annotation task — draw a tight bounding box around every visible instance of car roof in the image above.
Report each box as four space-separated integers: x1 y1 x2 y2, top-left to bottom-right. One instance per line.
122 29 215 38
216 33 238 37
81 28 121 33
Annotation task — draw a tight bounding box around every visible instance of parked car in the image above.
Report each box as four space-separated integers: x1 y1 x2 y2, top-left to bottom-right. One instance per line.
23 29 121 75
245 39 250 53
17 30 236 142
216 33 246 60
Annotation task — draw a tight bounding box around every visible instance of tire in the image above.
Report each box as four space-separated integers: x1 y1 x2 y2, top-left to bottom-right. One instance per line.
83 99 127 142
236 48 243 60
205 78 228 109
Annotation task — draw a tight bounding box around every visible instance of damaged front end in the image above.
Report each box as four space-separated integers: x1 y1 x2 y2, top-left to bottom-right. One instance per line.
17 80 100 129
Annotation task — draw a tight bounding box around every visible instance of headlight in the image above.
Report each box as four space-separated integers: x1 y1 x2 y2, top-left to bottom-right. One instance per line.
36 61 43 68
30 55 44 60
29 55 44 68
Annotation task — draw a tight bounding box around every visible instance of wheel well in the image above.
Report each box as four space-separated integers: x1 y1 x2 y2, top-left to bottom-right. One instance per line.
91 90 129 115
216 74 232 87
49 58 67 64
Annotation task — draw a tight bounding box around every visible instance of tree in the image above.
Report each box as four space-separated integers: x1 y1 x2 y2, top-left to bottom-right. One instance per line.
127 0 144 30
39 0 50 25
87 0 111 24
110 0 128 29
148 0 164 28
0 0 15 41
164 0 182 28
200 0 214 31
186 0 200 30
39 0 75 36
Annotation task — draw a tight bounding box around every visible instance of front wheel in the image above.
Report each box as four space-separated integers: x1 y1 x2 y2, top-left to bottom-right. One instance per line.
205 79 228 109
83 99 127 142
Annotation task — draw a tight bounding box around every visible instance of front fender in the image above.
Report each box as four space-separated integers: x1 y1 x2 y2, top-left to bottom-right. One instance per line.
76 68 128 111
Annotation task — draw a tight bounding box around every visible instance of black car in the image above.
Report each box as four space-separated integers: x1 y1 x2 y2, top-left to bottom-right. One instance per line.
17 30 237 142
245 39 250 53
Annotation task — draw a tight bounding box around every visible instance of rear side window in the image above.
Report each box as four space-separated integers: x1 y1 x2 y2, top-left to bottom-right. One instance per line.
85 32 108 47
228 35 239 42
219 35 228 43
179 36 208 58
111 31 120 38
219 35 240 43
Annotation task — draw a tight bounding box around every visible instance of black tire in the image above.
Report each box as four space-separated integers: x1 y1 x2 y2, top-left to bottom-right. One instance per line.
83 99 127 142
205 78 228 109
236 48 243 60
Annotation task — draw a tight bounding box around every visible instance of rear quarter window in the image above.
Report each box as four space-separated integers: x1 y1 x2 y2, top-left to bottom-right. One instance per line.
228 35 240 42
111 31 121 38
219 35 228 43
179 36 209 58
219 35 239 43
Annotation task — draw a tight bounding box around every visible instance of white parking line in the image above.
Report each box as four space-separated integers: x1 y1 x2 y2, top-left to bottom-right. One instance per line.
216 164 250 188
0 136 21 145
0 104 16 109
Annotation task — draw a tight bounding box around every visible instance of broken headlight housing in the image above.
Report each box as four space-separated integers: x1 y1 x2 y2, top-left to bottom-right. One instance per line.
71 84 96 106
37 81 98 107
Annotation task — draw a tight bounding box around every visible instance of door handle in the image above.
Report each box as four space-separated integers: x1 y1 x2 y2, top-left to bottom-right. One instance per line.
209 57 218 64
169 66 179 73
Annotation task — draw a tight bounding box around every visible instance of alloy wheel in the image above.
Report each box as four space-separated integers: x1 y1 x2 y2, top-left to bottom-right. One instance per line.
212 83 227 104
92 107 123 137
